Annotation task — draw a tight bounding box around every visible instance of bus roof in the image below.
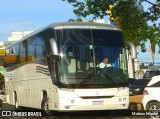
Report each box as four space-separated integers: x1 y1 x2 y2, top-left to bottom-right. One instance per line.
51 22 120 30
5 22 122 49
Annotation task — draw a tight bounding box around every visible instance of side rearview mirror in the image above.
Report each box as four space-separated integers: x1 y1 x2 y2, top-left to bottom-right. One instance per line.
50 38 58 55
125 41 137 59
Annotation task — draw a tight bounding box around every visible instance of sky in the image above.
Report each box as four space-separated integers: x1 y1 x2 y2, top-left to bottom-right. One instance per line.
0 0 76 40
0 0 159 64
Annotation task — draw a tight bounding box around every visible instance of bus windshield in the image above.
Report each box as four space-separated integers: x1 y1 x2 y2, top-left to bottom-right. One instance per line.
54 29 128 87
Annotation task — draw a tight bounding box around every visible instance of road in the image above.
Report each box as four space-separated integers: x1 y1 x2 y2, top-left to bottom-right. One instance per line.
1 103 150 119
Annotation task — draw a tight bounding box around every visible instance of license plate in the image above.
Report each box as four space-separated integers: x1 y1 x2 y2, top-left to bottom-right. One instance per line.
92 101 104 105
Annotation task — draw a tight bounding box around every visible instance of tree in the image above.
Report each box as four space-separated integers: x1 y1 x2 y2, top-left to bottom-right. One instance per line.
62 0 148 46
113 0 148 46
147 26 160 65
141 0 160 27
141 0 160 65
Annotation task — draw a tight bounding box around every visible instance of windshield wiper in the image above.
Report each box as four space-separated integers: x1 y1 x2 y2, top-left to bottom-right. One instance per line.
80 72 95 84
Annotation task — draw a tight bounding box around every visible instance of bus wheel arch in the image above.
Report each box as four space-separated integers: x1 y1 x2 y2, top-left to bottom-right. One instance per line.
41 90 52 115
41 90 47 101
13 91 18 109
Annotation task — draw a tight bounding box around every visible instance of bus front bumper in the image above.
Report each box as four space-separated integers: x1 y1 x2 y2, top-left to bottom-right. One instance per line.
56 96 129 111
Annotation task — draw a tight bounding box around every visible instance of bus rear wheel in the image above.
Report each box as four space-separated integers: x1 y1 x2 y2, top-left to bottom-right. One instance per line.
41 97 53 116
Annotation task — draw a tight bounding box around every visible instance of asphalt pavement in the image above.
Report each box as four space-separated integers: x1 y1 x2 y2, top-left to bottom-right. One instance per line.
1 102 151 119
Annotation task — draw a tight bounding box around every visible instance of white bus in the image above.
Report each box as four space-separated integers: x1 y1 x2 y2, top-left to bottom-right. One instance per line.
4 22 133 114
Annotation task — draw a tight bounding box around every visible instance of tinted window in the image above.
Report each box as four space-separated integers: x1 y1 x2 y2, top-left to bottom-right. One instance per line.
20 41 27 63
92 30 123 46
132 79 150 85
35 35 45 59
4 44 20 67
57 29 92 45
41 29 55 54
9 47 14 55
13 43 20 63
27 37 36 61
143 71 160 78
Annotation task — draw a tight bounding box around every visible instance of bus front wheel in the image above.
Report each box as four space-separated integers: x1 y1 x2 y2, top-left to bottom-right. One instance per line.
41 97 53 116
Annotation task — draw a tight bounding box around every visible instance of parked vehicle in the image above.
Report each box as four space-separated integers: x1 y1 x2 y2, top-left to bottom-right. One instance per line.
129 68 160 96
143 70 160 79
129 79 150 95
142 75 160 111
128 78 137 86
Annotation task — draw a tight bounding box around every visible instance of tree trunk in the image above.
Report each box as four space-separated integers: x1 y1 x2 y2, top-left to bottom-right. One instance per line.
149 44 155 65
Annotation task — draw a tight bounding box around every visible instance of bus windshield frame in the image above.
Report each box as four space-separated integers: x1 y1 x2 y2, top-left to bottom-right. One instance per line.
50 29 128 88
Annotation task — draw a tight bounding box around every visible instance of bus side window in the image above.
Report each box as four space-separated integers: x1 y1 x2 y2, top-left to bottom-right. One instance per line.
20 41 27 63
13 43 20 64
27 37 36 61
5 49 9 56
9 47 14 55
35 35 45 59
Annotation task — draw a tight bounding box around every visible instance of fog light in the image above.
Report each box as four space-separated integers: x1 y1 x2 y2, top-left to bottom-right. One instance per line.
65 106 70 109
119 98 122 102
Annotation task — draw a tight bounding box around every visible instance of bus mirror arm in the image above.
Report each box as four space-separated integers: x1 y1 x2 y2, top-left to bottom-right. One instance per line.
50 38 58 55
125 41 137 59
47 53 53 58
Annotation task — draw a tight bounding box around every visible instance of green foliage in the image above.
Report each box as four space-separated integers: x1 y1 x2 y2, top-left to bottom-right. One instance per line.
62 0 148 46
141 0 160 27
114 0 148 46
62 0 110 19
147 26 160 52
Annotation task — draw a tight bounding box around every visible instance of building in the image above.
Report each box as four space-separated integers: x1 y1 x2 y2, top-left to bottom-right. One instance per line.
7 31 32 41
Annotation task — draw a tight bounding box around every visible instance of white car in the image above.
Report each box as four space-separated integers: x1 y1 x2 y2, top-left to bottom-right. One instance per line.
142 75 160 110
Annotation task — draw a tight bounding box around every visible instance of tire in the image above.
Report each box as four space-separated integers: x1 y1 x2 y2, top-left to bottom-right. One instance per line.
146 102 160 118
41 97 53 116
147 102 160 110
